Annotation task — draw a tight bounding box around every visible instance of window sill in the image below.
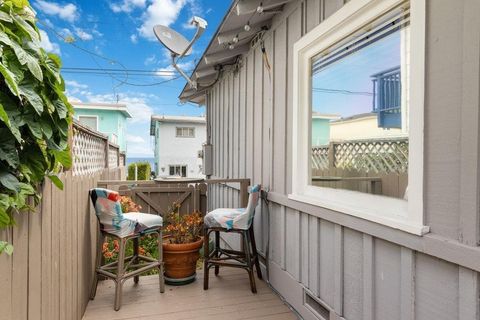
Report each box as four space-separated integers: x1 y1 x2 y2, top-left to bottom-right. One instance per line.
288 190 429 236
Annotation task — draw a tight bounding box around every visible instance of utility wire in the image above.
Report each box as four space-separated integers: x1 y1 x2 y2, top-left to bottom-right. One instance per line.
312 87 373 96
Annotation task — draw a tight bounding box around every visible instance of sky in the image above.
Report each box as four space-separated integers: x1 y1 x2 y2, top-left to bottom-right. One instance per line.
33 0 231 157
312 30 402 119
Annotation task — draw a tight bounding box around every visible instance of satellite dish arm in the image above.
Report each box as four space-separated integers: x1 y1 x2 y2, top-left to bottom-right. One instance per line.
172 54 197 89
178 16 207 59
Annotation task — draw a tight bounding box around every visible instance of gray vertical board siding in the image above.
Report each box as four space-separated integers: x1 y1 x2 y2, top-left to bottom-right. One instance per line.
239 60 247 178
459 0 480 246
342 228 363 320
233 71 240 179
285 208 300 278
424 0 463 239
285 6 302 194
415 254 459 320
203 0 480 319
272 20 288 193
319 219 335 307
374 239 401 320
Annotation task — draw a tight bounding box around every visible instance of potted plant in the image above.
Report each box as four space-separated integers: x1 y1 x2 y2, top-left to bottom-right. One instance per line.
163 202 203 285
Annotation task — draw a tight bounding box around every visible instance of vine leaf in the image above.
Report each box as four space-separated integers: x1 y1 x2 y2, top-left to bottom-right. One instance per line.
19 81 43 114
52 149 72 169
0 11 12 23
0 170 21 192
47 174 63 190
0 129 19 167
0 241 14 255
0 62 20 96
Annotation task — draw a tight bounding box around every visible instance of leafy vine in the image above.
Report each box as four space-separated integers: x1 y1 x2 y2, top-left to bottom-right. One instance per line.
0 0 73 254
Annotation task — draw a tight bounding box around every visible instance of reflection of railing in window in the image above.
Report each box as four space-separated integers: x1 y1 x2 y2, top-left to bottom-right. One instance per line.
311 138 409 197
371 66 402 129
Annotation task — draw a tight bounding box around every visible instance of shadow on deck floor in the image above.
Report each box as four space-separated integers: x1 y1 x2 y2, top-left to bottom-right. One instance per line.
83 268 297 320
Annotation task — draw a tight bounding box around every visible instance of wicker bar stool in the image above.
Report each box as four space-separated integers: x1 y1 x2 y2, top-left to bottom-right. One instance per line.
203 185 262 293
90 188 165 311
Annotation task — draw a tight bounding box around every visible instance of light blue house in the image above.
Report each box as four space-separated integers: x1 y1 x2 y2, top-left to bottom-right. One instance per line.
72 102 132 151
311 112 340 146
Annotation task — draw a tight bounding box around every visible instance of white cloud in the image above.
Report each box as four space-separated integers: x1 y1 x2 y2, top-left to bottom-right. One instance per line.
144 54 157 65
138 0 187 40
39 29 61 54
86 93 154 124
66 80 88 89
74 28 93 41
155 60 194 79
127 143 153 157
35 0 78 22
130 34 138 43
126 134 145 143
110 0 147 13
68 96 82 103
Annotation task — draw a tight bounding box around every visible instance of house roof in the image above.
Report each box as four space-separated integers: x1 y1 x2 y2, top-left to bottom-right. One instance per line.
312 112 341 120
330 112 378 123
150 115 206 135
178 0 295 104
71 102 133 118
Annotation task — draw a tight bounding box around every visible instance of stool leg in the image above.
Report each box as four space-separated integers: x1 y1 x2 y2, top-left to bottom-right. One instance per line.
158 229 165 293
114 238 126 311
90 232 104 300
133 237 139 284
243 230 257 294
214 230 220 276
249 226 262 279
203 228 210 290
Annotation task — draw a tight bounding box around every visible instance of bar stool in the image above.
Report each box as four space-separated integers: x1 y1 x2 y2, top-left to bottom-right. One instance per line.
203 184 262 293
89 188 165 311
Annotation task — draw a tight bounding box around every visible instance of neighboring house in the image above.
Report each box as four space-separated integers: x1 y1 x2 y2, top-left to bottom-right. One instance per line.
150 115 206 178
311 112 340 146
179 1 480 320
72 102 132 152
330 112 404 141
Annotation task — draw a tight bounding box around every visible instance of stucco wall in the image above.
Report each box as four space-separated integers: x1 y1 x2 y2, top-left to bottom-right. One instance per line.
154 121 206 178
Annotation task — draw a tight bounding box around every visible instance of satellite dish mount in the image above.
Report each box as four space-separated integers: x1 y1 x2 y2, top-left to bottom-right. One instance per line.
154 17 207 90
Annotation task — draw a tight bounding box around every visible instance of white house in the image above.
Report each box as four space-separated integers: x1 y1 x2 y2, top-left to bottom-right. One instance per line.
150 115 206 178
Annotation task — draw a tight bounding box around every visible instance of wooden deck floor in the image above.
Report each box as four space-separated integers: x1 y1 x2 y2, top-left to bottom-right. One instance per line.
83 268 298 320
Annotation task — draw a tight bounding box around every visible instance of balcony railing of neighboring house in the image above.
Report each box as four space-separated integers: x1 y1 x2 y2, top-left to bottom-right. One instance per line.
371 66 402 129
311 137 408 198
72 120 126 175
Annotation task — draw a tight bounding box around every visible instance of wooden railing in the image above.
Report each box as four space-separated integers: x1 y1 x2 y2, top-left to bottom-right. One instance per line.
312 137 408 174
72 121 125 176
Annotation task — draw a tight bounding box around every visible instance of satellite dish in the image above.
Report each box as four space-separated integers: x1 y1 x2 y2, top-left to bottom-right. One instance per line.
154 16 207 89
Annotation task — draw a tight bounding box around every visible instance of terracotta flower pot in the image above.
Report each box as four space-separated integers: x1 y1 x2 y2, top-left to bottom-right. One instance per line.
162 237 203 285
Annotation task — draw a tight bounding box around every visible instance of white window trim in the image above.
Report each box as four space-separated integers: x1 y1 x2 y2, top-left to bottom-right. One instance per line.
78 115 99 131
290 0 428 235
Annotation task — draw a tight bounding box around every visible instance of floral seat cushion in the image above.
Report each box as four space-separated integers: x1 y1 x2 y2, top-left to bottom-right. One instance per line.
204 208 247 230
90 188 162 238
204 184 261 230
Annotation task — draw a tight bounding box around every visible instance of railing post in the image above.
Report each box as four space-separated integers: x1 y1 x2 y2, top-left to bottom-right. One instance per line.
105 140 109 169
239 179 250 208
328 141 335 172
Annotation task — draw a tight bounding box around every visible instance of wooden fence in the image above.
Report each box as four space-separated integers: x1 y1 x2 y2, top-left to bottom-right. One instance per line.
311 137 408 198
0 121 126 320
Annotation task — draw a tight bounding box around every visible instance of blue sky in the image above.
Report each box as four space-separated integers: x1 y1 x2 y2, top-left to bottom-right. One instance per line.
33 0 231 157
312 31 401 118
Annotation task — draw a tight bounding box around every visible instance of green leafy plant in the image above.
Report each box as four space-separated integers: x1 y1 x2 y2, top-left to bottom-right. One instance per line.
0 0 73 254
127 162 151 180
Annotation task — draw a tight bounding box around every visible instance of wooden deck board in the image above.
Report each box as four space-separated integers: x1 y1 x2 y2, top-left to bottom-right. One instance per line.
83 268 297 320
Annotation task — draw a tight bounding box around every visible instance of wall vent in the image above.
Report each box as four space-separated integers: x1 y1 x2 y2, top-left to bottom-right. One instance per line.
304 289 331 320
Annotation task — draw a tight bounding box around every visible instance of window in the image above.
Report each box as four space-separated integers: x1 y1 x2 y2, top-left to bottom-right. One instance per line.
169 165 187 177
176 127 195 137
291 0 427 235
78 115 98 131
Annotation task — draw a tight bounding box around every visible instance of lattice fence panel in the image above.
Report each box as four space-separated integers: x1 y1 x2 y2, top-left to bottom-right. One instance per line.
312 146 329 171
333 138 408 174
72 126 107 176
108 145 119 168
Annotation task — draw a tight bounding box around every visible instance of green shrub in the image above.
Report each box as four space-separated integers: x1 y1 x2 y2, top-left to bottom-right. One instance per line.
127 162 151 180
0 1 73 255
